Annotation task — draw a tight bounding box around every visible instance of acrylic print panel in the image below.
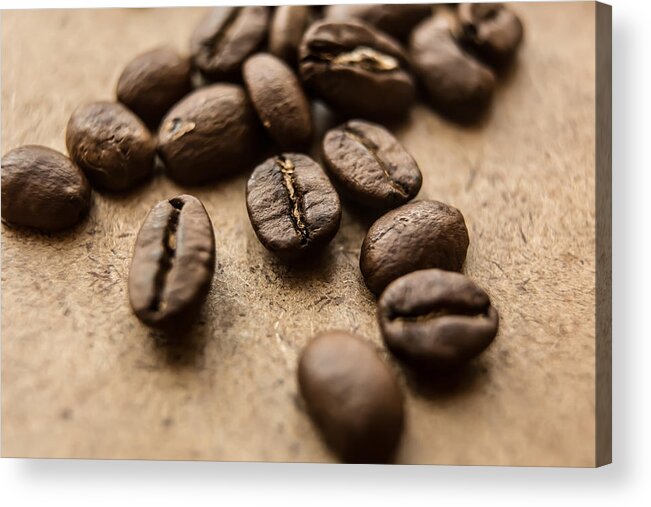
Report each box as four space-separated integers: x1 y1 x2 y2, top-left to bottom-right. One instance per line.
1 3 611 466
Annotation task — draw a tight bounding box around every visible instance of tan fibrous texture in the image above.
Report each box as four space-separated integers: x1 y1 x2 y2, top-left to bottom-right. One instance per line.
298 331 404 463
243 53 312 151
116 47 192 128
360 200 470 296
65 101 156 191
2 5 602 466
157 84 259 184
1 145 91 231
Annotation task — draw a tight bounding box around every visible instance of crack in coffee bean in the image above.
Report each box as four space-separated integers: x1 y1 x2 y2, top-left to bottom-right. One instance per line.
277 156 310 245
201 7 240 59
343 125 408 197
388 303 491 323
148 198 185 313
306 46 400 73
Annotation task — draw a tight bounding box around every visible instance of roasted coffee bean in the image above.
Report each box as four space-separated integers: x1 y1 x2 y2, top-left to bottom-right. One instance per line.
456 3 524 67
66 102 156 191
1 145 91 231
268 5 312 65
324 4 432 40
322 119 421 210
410 15 495 122
298 330 404 463
190 6 270 82
360 200 469 296
243 53 313 151
158 83 259 185
299 20 415 121
378 269 499 369
246 153 341 261
128 194 215 331
116 47 192 128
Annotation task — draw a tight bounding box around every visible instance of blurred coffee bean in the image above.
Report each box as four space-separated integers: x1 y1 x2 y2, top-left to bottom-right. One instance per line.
1 145 91 231
410 15 495 122
190 6 270 81
117 47 192 128
243 53 313 151
66 102 156 191
298 330 404 463
268 5 312 66
299 20 415 121
324 4 432 40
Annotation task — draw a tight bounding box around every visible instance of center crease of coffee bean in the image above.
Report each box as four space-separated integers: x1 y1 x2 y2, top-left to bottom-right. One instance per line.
389 303 490 322
277 156 310 244
311 46 400 72
343 126 408 197
149 198 185 313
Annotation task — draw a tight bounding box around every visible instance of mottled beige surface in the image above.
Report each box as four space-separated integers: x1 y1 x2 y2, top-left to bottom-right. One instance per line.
1 3 603 466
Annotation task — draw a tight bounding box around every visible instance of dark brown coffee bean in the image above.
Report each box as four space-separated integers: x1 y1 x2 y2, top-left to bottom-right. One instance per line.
158 83 259 185
378 269 499 369
128 194 215 331
190 6 270 82
409 15 495 122
246 153 341 261
299 20 415 121
360 200 469 296
298 330 404 463
65 102 156 191
1 145 91 231
116 47 192 128
456 3 524 67
322 119 421 210
268 5 312 66
325 4 432 40
243 53 312 151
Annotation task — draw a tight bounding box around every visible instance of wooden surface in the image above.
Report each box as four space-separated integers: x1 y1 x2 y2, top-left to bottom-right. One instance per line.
1 3 603 466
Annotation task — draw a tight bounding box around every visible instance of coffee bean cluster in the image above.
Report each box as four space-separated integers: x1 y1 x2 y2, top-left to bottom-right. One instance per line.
1 4 523 464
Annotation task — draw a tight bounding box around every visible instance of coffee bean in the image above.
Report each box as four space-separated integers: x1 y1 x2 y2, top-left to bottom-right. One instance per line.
116 47 192 128
243 53 313 151
378 269 499 369
128 194 215 331
322 119 422 210
298 331 404 463
190 6 270 82
456 3 524 67
360 200 469 296
65 102 156 191
324 4 432 40
299 20 415 121
409 15 495 122
158 84 259 185
246 153 341 261
1 145 91 231
268 5 312 66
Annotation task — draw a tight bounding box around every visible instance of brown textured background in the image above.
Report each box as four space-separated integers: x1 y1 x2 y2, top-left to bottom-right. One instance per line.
1 3 605 466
